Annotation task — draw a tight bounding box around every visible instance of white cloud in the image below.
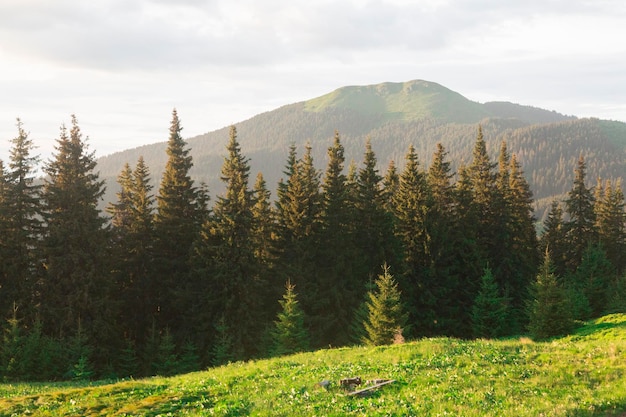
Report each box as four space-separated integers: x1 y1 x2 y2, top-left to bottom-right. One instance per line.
0 0 625 159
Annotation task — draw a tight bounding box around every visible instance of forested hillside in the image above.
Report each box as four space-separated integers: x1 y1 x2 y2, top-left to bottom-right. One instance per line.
95 80 626 221
1 108 625 382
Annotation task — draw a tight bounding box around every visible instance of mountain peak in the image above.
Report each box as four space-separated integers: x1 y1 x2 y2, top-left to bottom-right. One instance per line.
304 79 488 123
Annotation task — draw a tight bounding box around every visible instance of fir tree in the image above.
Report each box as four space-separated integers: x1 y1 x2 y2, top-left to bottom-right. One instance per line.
194 126 265 359
107 157 156 353
153 109 204 338
595 179 626 273
363 265 407 346
392 145 433 336
564 155 596 272
40 116 111 366
425 143 462 335
355 139 401 282
312 131 357 346
271 281 309 356
539 201 568 277
0 119 42 322
471 268 509 339
273 143 321 343
570 244 614 319
527 251 574 340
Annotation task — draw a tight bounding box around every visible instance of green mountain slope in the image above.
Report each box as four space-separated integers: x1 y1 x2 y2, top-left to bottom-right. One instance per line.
2 314 625 416
95 80 626 220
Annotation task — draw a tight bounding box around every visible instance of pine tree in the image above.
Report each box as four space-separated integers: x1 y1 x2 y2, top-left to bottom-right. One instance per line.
40 116 111 368
453 163 484 336
0 305 25 381
194 126 265 359
271 281 309 356
153 109 204 338
273 143 321 345
539 201 568 277
471 268 509 339
503 152 539 331
107 157 156 351
152 328 178 376
355 139 401 282
564 155 596 272
211 316 234 367
425 143 463 335
382 160 399 212
571 244 614 319
595 179 626 273
363 265 407 346
0 119 42 322
312 131 357 346
527 251 574 340
392 145 433 336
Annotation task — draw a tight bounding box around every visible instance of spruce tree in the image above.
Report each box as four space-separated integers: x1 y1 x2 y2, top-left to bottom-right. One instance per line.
273 143 321 344
527 251 574 340
471 268 509 339
0 119 42 322
539 201 568 277
564 155 596 272
571 244 614 319
107 156 156 351
425 143 463 335
312 131 357 346
40 116 111 368
595 179 626 273
363 265 407 346
153 109 204 339
392 145 433 336
194 126 265 359
271 281 309 356
355 139 401 282
453 164 484 336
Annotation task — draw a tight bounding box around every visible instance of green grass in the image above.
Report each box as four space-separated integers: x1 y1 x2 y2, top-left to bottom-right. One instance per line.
2 314 626 416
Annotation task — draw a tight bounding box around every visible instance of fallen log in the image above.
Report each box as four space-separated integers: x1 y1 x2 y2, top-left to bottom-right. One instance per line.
346 379 395 397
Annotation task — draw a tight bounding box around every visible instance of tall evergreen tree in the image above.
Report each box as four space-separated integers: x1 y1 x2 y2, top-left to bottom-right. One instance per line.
595 179 626 273
539 201 568 277
564 155 596 272
107 157 156 351
425 143 463 335
39 115 111 369
194 126 265 359
355 139 401 292
0 119 42 321
274 143 321 344
502 152 539 330
392 145 433 336
153 109 204 338
453 163 485 336
311 131 357 347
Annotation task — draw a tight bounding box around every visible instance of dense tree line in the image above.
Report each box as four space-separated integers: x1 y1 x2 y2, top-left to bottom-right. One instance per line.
0 112 625 381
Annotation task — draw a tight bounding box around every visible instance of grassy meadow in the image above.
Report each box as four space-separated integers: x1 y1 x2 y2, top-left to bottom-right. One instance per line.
1 314 625 416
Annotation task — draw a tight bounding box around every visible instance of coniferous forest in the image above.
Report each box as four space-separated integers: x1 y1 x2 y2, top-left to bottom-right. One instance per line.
1 110 625 382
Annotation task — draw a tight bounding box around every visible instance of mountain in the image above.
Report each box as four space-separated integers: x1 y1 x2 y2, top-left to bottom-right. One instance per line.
96 80 626 221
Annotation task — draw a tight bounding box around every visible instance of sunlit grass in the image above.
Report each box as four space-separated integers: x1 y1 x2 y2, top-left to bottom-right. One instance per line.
1 314 625 416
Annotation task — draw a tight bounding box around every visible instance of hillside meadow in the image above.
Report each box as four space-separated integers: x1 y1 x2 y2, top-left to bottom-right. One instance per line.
1 314 625 417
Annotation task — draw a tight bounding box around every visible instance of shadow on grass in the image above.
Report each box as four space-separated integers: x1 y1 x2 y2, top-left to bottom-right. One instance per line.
573 316 626 338
566 399 626 416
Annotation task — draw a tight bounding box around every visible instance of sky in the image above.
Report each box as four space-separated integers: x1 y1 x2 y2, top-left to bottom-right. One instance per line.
1 0 625 161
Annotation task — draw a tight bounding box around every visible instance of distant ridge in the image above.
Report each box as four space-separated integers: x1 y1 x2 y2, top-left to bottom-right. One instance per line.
96 79 626 221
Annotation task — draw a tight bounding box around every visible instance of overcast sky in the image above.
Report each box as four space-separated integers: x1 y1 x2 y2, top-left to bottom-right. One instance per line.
1 0 625 161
